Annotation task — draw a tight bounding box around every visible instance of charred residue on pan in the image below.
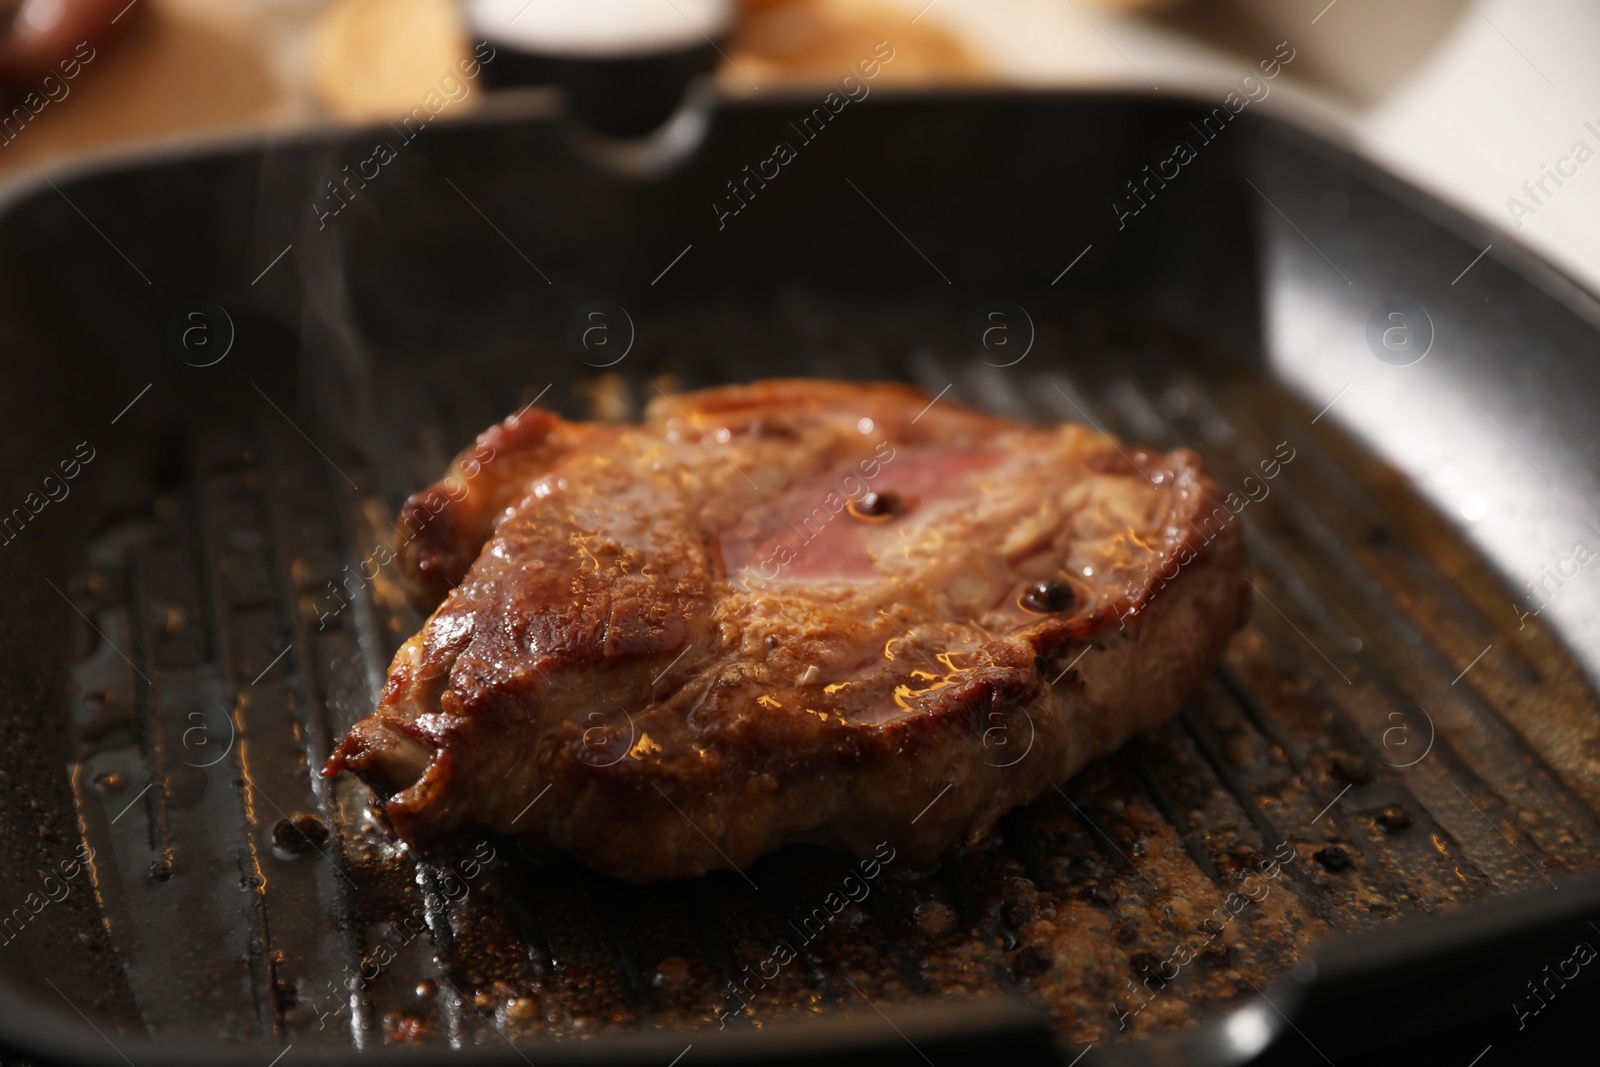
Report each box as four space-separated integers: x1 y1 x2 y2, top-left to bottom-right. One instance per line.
53 309 1600 1051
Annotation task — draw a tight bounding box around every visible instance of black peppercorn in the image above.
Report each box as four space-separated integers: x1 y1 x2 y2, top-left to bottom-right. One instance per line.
1020 578 1077 614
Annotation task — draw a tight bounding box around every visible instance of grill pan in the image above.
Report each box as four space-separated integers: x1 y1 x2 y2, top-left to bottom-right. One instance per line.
1 87 1599 1066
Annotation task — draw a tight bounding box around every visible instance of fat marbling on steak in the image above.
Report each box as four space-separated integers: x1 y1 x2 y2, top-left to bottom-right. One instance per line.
325 380 1251 883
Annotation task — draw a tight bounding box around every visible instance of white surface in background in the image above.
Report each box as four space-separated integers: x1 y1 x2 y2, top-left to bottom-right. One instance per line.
1349 0 1600 298
466 0 734 57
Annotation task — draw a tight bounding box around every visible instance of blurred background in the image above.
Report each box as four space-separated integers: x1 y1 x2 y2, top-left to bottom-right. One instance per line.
1 0 1596 291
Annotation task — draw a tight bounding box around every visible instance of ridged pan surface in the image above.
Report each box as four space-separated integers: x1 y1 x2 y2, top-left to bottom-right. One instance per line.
56 310 1600 1053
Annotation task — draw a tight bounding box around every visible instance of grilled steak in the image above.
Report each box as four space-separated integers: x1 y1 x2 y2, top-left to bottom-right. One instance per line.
326 380 1251 882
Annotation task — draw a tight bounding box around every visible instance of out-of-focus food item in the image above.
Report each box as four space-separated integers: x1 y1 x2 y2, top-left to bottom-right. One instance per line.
731 0 982 85
327 380 1251 883
0 0 143 84
310 0 472 121
0 0 282 177
309 0 979 121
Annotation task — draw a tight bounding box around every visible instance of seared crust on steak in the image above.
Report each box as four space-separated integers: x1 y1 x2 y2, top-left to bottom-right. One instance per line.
326 380 1251 882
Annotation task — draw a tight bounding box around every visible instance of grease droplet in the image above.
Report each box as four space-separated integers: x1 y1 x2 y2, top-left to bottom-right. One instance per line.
92 770 126 796
1020 579 1077 614
1314 846 1353 872
1374 806 1413 833
653 956 690 990
847 490 910 523
272 811 329 856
